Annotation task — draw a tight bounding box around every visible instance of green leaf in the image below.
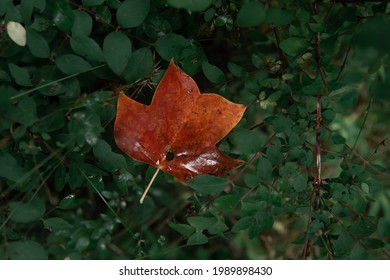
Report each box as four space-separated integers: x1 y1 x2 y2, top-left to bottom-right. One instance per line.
202 61 225 84
103 32 132 75
26 27 50 58
0 152 28 183
257 157 272 181
292 174 307 192
227 61 246 77
207 220 228 235
248 213 274 238
270 115 291 132
72 10 92 36
123 47 153 84
187 175 228 195
335 232 353 256
214 194 240 210
187 216 216 231
54 164 66 191
168 0 214 12
58 194 77 210
9 197 45 223
7 96 38 126
378 218 390 237
117 0 150 28
231 216 252 233
187 231 208 245
71 36 105 62
8 63 32 86
230 128 265 154
52 0 75 32
264 7 295 27
280 37 308 56
266 145 283 165
350 243 368 260
93 139 127 170
348 219 376 238
361 238 385 249
236 1 266 27
3 240 48 260
82 0 105 6
55 54 92 75
43 217 73 231
155 33 191 62
168 222 195 237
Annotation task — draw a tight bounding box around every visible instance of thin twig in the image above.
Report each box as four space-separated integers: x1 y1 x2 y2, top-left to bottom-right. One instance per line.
336 46 351 80
319 233 334 259
345 143 390 179
351 98 372 153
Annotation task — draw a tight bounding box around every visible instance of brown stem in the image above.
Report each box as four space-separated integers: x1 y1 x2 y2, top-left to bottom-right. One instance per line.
319 233 334 259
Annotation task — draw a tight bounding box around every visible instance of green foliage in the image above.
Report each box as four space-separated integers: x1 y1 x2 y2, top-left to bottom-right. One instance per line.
1 0 389 260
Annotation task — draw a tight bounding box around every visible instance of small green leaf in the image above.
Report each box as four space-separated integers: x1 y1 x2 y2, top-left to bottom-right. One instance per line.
9 197 45 223
214 194 240 210
26 27 50 58
187 231 208 245
187 216 216 231
292 174 307 192
53 0 75 32
103 32 132 75
378 218 390 236
348 219 376 238
55 54 92 75
202 61 225 84
230 128 265 154
8 63 32 86
117 0 150 28
155 33 191 62
237 1 266 27
168 222 195 237
72 10 93 36
231 216 252 233
82 0 105 6
168 0 214 12
335 232 353 256
54 164 66 191
188 175 228 195
257 157 272 181
93 139 127 170
58 194 77 210
266 146 283 165
350 243 368 260
264 7 295 26
4 240 48 260
123 47 153 84
0 152 28 183
43 217 73 231
227 61 246 77
361 238 385 249
71 36 105 61
280 37 308 56
207 220 228 235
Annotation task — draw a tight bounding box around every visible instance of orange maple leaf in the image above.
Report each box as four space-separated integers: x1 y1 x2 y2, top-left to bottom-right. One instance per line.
114 60 246 202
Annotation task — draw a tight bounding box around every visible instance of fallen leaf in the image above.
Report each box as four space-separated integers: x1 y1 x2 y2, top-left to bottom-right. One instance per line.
114 60 246 183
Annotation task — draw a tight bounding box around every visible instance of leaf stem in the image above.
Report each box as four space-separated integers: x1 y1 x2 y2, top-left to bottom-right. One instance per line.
140 168 160 204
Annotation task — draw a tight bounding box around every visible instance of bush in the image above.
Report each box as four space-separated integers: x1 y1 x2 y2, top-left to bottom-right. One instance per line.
1 0 389 260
